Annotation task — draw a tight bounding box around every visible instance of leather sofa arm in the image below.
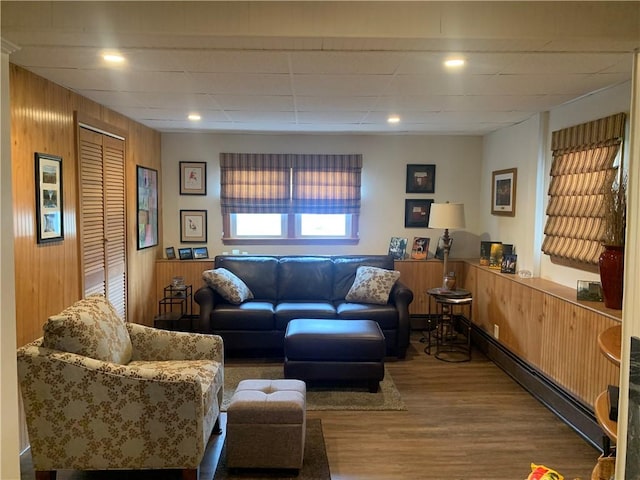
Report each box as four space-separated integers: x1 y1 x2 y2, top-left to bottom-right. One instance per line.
390 280 414 359
194 285 217 333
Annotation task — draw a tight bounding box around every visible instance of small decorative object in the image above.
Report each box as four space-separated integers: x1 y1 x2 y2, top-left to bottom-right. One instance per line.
491 168 517 216
180 209 207 243
35 152 64 243
193 246 209 259
165 247 176 259
180 161 207 195
576 280 603 302
443 272 456 290
178 248 193 260
599 174 626 310
489 243 503 270
501 254 517 274
171 276 185 287
434 236 451 260
404 199 434 228
410 237 430 260
136 165 159 249
479 241 495 266
406 164 436 193
388 237 408 260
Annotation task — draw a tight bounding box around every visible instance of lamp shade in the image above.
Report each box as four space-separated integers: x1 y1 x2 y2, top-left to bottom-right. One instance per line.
428 203 466 229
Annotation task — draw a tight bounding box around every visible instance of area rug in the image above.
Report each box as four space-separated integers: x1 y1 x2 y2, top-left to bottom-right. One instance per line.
222 365 406 411
214 419 330 480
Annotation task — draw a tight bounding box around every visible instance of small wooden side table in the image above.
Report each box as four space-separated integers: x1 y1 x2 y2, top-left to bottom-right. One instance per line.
425 288 473 362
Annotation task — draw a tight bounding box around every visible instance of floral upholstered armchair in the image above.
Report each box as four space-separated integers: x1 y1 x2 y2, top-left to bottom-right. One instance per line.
17 295 224 480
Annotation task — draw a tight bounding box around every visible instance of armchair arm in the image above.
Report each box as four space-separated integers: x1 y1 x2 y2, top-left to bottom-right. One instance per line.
127 322 223 363
390 280 414 359
194 285 217 333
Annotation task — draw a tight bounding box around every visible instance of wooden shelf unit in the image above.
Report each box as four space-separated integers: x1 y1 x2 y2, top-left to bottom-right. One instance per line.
595 324 622 446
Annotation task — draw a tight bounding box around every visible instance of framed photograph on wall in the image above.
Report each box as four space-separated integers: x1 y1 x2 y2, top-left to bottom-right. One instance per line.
406 164 436 194
180 209 207 243
180 161 207 195
35 152 64 243
404 199 434 228
137 165 159 249
491 168 517 216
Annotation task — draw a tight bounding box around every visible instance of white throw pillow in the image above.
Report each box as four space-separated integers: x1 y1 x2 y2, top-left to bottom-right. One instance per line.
203 268 254 304
345 266 400 305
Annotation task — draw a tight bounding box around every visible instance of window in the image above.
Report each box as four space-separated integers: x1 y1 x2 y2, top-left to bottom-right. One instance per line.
220 153 361 244
541 113 626 268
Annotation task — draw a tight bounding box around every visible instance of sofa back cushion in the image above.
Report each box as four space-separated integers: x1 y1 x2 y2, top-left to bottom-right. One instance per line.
278 256 333 301
215 256 279 300
42 294 132 364
332 255 395 300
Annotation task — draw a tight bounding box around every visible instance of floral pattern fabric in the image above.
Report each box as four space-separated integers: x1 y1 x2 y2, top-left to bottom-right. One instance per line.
345 266 401 305
17 302 224 474
203 267 254 304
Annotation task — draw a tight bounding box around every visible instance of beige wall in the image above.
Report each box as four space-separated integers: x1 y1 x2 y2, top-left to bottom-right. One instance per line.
161 133 484 259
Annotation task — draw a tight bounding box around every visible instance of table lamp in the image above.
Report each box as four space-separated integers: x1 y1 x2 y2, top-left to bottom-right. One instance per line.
428 202 466 289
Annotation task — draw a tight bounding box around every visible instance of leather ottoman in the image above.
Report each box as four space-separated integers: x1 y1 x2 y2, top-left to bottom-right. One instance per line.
284 318 385 392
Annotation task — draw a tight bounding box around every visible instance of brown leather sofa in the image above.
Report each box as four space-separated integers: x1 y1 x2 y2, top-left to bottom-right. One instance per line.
194 255 414 358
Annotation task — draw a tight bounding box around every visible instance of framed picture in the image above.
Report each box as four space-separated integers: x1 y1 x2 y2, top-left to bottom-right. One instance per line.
577 280 603 302
136 165 159 249
193 247 209 259
178 247 193 260
388 237 408 260
491 168 517 216
180 161 207 195
410 237 430 260
501 254 518 274
180 209 207 243
165 247 176 259
404 199 434 228
34 152 64 243
406 164 436 194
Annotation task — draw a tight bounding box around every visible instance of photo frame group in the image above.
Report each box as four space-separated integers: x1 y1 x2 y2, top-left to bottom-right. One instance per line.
34 152 64 244
180 210 207 243
404 199 434 228
136 165 159 249
491 168 517 216
406 164 436 194
180 161 207 195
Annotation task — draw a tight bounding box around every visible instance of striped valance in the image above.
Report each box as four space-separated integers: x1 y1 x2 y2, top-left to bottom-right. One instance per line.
542 113 626 266
220 153 362 215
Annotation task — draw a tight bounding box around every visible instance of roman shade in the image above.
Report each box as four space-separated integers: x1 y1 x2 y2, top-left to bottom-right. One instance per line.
541 113 626 265
220 153 362 215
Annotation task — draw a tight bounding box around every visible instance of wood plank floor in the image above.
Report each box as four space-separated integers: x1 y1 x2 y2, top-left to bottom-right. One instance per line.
305 332 600 480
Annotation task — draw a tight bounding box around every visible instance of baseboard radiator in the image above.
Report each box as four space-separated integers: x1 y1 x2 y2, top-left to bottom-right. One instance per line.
470 324 604 452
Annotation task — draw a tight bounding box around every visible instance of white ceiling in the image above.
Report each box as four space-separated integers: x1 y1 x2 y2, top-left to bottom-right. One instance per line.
2 1 639 135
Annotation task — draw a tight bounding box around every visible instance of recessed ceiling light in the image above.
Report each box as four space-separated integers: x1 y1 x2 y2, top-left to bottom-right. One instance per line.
444 58 465 68
387 115 400 124
103 53 125 63
188 114 201 121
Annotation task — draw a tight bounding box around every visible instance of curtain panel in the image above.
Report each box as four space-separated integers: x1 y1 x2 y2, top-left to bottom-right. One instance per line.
220 153 362 215
542 113 626 265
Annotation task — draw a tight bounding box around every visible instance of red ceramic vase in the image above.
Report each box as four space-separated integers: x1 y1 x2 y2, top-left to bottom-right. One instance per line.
599 245 624 310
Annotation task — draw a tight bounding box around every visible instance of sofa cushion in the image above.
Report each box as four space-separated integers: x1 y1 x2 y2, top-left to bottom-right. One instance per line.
212 301 276 330
43 294 132 364
336 302 399 329
274 302 337 330
203 268 254 304
215 256 279 300
332 255 395 300
345 266 400 305
278 257 333 301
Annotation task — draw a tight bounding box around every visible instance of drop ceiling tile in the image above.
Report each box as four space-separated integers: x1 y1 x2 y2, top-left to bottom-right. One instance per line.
226 111 296 123
290 51 404 74
178 51 290 73
296 96 379 111
503 53 632 75
187 73 292 95
293 74 392 96
297 111 368 124
214 95 294 111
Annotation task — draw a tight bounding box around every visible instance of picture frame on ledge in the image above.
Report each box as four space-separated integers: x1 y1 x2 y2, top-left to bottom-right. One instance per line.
34 152 64 244
165 247 176 260
388 237 408 260
491 168 517 216
406 164 436 194
178 247 193 260
193 246 209 259
410 237 430 260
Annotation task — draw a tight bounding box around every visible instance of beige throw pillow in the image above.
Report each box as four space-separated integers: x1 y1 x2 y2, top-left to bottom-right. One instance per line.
203 268 254 304
345 266 401 305
43 294 132 364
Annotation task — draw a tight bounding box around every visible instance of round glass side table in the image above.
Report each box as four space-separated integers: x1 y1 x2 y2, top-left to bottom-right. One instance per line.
424 287 473 362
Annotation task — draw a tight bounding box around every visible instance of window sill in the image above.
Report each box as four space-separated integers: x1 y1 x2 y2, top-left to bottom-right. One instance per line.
222 238 359 246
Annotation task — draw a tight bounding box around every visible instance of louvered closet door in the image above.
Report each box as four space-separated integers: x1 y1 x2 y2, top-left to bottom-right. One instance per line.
79 128 127 319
